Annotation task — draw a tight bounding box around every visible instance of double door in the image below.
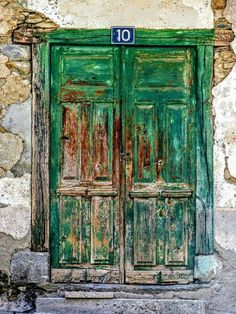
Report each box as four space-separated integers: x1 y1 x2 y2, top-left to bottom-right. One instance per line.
50 45 196 284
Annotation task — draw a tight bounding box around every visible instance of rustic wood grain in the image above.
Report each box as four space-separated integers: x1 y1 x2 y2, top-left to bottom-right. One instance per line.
196 46 214 255
31 43 50 251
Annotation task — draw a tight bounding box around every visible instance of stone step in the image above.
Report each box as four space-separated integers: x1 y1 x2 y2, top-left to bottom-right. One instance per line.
36 297 206 314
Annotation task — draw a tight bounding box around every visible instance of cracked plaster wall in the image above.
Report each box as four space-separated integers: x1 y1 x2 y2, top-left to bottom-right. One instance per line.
0 1 236 312
213 0 236 255
19 0 214 29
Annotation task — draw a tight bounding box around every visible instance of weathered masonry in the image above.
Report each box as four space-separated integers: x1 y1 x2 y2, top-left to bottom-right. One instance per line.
1 0 236 313
29 30 214 285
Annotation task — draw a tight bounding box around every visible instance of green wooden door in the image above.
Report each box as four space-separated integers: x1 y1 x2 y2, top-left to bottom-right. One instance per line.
123 47 196 284
50 45 122 283
50 45 196 284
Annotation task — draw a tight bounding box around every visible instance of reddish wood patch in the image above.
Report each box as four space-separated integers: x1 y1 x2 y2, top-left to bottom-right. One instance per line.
62 106 78 179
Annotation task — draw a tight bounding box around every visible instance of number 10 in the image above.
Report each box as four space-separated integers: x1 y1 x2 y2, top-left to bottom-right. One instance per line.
116 29 131 42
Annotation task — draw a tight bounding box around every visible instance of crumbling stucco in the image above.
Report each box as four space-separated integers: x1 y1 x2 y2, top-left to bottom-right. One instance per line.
0 174 31 240
213 0 236 206
213 0 236 259
0 232 30 276
2 98 31 175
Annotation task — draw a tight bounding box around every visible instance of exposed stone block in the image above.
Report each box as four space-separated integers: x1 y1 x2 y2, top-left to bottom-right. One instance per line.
0 0 26 44
212 0 227 10
194 255 220 281
6 60 31 75
0 45 31 61
0 55 10 78
0 132 23 171
10 251 50 284
26 14 43 24
0 167 6 178
214 46 236 85
0 72 30 107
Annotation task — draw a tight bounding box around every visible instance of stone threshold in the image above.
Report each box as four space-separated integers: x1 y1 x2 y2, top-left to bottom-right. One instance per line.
36 282 213 301
36 297 207 314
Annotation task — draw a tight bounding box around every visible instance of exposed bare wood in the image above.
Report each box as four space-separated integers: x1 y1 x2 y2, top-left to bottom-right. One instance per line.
62 106 78 179
88 189 117 196
51 268 121 283
161 190 192 198
31 43 50 251
129 191 159 198
56 187 117 196
51 268 86 283
125 270 193 284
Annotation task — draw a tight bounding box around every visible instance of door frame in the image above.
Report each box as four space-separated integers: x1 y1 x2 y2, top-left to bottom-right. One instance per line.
31 29 214 280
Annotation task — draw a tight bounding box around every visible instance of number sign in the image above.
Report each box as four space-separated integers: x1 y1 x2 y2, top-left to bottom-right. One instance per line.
111 27 135 45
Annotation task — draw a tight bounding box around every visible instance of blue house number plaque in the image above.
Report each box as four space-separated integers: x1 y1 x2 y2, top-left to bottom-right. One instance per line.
111 27 135 45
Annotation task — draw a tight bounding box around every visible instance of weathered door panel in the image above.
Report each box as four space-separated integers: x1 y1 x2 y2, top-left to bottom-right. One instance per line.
133 198 157 266
50 45 196 284
50 45 122 283
123 47 196 284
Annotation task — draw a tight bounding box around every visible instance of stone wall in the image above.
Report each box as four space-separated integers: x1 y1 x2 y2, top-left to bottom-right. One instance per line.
0 1 31 281
0 0 56 289
0 0 236 313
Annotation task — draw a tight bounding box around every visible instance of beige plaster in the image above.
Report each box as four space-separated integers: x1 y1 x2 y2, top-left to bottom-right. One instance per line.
21 0 214 29
0 174 31 240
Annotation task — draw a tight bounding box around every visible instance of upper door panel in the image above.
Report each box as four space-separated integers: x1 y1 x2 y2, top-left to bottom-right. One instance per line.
124 47 196 188
57 46 117 103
